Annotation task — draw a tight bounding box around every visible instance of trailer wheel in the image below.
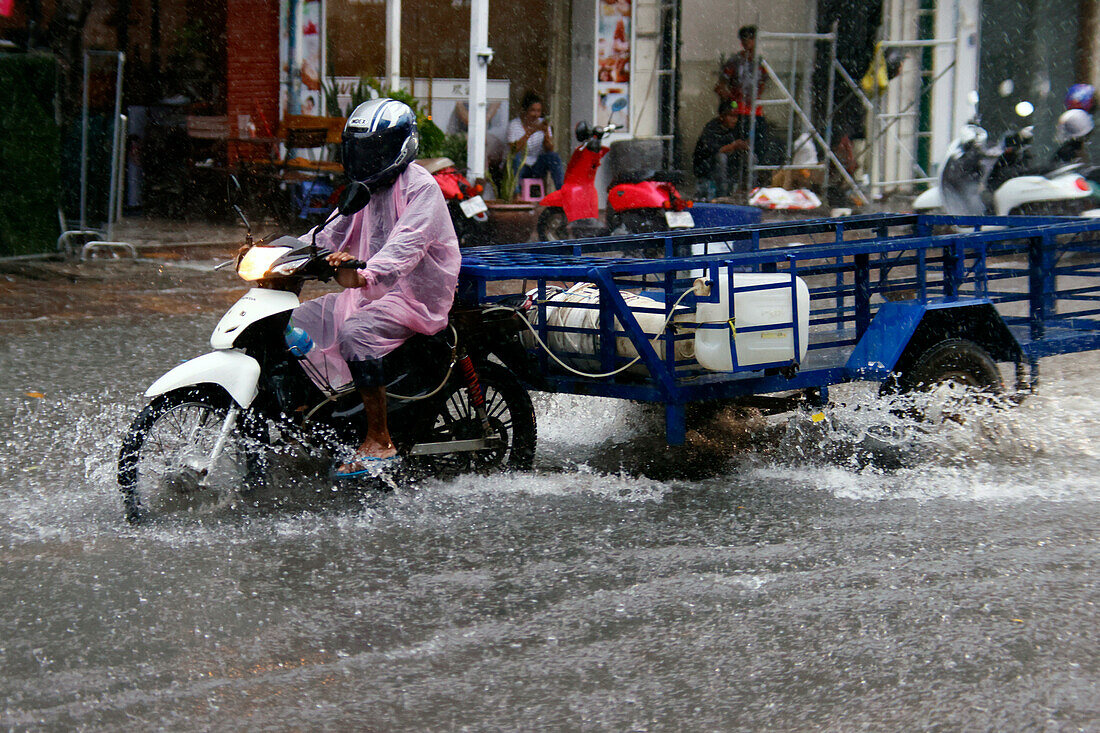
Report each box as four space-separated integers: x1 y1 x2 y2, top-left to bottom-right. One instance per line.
891 339 1003 394
881 339 1003 419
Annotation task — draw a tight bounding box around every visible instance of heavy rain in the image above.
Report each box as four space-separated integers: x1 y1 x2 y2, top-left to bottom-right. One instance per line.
2 0 1098 729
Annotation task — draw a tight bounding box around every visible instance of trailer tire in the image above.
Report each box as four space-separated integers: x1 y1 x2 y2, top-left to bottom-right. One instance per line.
890 338 1003 394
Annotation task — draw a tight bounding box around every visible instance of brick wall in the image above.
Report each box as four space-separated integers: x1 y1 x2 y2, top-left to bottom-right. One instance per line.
226 0 280 160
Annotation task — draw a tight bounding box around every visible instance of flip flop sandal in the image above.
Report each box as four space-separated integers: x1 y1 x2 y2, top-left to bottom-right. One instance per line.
334 454 402 479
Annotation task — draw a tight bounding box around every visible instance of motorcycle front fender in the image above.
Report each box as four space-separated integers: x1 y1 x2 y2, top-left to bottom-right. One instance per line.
911 186 941 211
145 350 261 408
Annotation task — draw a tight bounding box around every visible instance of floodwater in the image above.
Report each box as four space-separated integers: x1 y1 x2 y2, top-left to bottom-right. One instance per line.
1 313 1097 731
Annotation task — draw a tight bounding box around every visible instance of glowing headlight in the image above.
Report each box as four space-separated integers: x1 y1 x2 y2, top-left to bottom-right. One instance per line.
237 246 292 281
269 260 303 276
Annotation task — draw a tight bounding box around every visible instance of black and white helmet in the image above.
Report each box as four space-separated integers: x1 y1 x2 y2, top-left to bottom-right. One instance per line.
342 98 419 189
1056 108 1095 143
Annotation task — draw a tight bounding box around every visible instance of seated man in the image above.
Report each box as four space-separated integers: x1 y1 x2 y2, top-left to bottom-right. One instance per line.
693 100 781 199
692 100 750 199
291 98 461 477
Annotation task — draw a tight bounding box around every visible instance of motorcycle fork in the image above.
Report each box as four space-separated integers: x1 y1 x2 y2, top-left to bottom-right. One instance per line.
455 347 492 436
198 405 241 488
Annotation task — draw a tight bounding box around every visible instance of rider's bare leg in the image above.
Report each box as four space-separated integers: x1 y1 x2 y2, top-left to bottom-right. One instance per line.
355 386 396 459
340 359 398 471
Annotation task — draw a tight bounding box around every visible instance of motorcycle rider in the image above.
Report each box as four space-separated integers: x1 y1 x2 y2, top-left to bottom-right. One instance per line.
1053 108 1095 165
291 98 461 477
1054 85 1096 166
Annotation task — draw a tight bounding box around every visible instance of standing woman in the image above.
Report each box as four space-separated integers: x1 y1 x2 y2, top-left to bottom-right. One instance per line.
506 91 565 191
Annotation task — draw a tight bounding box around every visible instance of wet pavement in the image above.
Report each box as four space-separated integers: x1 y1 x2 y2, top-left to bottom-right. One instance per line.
1 300 1097 729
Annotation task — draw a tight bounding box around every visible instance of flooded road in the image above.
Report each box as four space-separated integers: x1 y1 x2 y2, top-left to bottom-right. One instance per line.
1 312 1097 730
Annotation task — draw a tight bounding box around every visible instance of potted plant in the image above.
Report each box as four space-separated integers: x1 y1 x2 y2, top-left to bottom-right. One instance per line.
485 154 537 244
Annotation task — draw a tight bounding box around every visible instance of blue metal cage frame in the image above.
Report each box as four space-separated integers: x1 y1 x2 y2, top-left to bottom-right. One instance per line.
458 213 1100 444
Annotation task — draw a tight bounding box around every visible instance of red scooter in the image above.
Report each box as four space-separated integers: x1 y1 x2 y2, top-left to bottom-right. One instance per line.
418 157 490 247
536 100 693 241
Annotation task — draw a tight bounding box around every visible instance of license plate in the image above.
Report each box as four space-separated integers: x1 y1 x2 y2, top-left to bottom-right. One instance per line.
665 210 694 228
460 195 488 218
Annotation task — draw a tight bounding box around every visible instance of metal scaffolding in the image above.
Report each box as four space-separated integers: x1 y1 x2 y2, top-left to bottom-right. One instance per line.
743 0 966 204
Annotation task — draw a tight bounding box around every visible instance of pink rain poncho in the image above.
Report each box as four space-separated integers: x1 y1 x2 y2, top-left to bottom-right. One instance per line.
291 163 461 391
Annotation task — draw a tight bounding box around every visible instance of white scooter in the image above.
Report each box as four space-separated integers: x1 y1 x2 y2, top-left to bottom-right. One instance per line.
913 122 1094 217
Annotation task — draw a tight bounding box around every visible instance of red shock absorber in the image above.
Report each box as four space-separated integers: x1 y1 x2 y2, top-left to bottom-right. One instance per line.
455 349 492 435
456 352 485 408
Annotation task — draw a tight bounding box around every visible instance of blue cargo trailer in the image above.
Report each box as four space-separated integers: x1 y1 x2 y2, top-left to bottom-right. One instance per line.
457 213 1100 444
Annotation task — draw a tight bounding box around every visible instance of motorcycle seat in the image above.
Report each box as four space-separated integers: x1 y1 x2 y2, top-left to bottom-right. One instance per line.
611 169 685 186
417 157 455 174
650 169 685 184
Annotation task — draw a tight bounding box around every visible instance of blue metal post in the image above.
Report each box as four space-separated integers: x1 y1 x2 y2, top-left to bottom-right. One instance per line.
854 252 871 335
835 256 844 331
788 255 800 364
917 248 927 301
599 281 616 371
1028 234 1055 340
943 240 964 299
537 279 549 374
665 403 686 445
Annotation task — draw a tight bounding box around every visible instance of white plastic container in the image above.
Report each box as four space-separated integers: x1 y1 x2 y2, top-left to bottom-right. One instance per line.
694 271 810 371
522 284 694 374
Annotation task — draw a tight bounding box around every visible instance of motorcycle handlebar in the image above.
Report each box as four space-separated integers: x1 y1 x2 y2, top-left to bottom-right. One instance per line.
335 259 367 270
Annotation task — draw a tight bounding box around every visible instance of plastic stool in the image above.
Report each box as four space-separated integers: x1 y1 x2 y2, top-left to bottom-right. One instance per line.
519 178 545 202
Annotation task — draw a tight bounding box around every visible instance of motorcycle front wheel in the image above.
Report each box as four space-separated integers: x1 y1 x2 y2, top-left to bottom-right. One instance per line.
117 386 267 523
410 362 536 476
536 207 569 241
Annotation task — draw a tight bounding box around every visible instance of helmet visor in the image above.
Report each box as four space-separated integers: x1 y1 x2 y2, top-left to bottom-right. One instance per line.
342 125 408 183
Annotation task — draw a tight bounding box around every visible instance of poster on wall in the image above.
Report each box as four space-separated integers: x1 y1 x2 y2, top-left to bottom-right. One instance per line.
280 0 325 117
596 0 632 131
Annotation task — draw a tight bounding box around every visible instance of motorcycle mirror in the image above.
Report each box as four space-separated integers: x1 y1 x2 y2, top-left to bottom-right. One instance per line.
575 121 591 143
611 98 628 113
310 181 372 256
226 174 251 244
227 174 243 205
338 181 372 216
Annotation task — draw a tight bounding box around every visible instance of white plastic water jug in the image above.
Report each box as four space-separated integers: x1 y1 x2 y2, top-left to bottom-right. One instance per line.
521 284 695 374
694 271 810 371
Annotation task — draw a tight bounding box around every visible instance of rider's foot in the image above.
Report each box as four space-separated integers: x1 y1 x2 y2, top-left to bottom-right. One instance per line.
336 440 398 475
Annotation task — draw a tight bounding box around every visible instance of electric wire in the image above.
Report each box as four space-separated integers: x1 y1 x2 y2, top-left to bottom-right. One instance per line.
482 286 696 379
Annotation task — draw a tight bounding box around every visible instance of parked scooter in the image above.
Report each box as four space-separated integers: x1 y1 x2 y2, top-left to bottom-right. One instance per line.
116 178 534 523
913 118 1093 217
418 157 491 246
536 98 694 241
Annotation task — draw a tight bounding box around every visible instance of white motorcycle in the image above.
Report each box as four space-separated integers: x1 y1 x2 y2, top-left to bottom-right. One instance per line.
116 180 536 523
913 123 1094 217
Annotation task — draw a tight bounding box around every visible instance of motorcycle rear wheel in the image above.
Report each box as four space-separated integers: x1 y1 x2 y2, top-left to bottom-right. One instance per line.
609 208 669 235
117 387 267 523
410 362 536 476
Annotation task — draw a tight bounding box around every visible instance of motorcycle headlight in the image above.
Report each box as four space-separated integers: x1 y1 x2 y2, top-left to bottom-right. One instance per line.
269 260 304 276
237 246 293 281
